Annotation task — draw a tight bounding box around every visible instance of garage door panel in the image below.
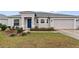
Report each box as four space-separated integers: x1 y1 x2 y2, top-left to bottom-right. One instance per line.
76 20 79 29
54 19 74 29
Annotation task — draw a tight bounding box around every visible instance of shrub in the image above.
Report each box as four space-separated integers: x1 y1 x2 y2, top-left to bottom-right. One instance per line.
1 24 7 31
49 27 55 31
0 23 2 31
30 27 55 31
16 27 23 34
35 26 38 29
16 27 19 29
9 33 16 37
0 23 2 28
12 26 15 30
21 32 27 36
27 31 30 34
7 26 11 30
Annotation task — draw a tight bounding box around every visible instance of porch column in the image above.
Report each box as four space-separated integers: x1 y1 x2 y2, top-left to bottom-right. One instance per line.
74 18 77 29
21 17 25 29
38 18 40 28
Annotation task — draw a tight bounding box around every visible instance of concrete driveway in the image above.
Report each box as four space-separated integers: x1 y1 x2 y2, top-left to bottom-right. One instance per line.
58 30 79 40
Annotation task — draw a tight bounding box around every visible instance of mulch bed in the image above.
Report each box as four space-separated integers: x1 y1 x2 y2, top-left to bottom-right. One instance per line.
5 29 17 35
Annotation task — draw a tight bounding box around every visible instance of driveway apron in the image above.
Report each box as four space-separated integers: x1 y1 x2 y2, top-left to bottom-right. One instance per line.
58 30 79 40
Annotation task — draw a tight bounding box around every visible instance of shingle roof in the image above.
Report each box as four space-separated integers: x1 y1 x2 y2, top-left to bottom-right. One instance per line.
20 11 77 18
0 14 6 16
7 11 77 18
8 15 21 18
0 14 7 19
20 11 35 14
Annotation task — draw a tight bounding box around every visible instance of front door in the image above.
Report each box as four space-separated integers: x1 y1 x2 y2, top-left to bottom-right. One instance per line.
27 19 32 28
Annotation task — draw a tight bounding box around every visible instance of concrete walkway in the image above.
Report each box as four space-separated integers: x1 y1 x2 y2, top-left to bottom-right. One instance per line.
58 30 79 40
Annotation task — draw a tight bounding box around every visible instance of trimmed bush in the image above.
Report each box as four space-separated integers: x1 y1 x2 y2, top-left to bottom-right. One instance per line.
16 27 23 34
21 32 27 36
30 27 55 31
9 33 16 37
0 23 2 28
12 26 15 30
7 26 11 30
0 23 2 31
1 24 7 31
0 23 8 31
27 31 30 34
35 26 38 29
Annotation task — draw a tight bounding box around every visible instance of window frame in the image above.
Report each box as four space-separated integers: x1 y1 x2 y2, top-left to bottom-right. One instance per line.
36 19 39 23
14 19 19 26
41 19 45 23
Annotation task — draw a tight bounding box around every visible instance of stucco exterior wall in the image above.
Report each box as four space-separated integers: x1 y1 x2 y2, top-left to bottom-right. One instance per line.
37 18 49 28
0 19 8 25
8 18 14 27
8 18 21 27
6 17 78 30
20 14 35 29
50 18 54 27
35 17 76 29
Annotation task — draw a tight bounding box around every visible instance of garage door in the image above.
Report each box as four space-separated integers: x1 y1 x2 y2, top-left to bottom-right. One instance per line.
0 19 8 25
54 19 74 29
76 20 79 29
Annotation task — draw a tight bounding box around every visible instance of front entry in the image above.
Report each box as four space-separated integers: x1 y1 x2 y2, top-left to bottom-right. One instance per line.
27 19 32 28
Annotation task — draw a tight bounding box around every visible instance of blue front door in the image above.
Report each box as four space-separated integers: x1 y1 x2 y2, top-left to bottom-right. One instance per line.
27 19 32 28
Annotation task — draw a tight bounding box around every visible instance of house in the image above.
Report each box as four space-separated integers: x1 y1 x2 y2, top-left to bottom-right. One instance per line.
0 11 79 30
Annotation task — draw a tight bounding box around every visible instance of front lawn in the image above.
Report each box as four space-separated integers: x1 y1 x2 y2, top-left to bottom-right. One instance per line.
0 31 79 48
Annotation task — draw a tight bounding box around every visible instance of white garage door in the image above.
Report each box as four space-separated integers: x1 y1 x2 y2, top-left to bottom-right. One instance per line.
0 19 8 25
54 19 74 29
76 20 79 29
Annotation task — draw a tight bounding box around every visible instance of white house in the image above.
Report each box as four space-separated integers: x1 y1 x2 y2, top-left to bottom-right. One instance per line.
0 11 79 30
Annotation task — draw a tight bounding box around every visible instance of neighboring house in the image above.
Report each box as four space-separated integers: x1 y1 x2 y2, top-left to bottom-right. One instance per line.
0 11 79 30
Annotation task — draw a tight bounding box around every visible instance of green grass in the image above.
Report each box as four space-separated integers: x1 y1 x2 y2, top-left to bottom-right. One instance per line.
0 31 79 48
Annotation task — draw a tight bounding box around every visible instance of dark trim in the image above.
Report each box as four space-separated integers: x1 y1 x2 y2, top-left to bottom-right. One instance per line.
24 17 32 19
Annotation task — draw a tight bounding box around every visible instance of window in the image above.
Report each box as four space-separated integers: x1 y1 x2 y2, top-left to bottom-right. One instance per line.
14 19 19 26
76 19 79 21
47 19 49 23
41 19 45 23
36 19 39 23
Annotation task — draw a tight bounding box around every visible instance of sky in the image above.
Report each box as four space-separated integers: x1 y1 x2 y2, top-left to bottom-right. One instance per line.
0 11 79 16
0 0 79 16
54 11 79 16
